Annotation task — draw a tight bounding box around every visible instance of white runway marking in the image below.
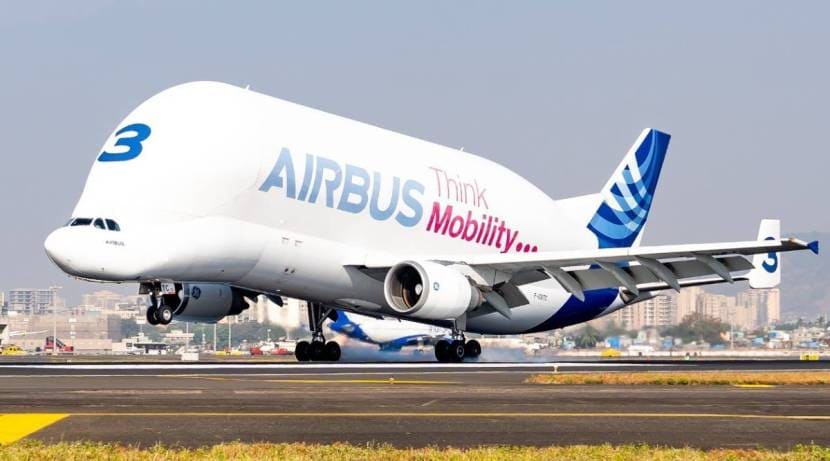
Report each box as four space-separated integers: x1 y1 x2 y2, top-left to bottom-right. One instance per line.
0 362 658 371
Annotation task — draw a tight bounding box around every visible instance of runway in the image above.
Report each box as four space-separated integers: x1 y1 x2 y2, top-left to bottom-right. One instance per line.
1 360 829 448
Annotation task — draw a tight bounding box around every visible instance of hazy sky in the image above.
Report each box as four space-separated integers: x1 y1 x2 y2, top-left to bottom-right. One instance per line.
1 1 828 303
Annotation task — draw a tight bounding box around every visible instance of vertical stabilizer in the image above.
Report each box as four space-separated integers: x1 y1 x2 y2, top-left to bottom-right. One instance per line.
749 219 781 288
586 128 671 248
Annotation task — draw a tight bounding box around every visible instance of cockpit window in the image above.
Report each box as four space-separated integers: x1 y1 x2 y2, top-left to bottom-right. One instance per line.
70 218 93 227
105 219 121 232
66 217 121 231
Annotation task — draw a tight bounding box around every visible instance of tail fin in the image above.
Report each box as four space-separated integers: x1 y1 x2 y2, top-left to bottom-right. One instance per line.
585 128 671 248
749 219 781 288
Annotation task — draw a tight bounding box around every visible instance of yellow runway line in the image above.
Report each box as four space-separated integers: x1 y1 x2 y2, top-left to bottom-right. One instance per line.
64 412 830 421
732 384 777 388
0 413 68 445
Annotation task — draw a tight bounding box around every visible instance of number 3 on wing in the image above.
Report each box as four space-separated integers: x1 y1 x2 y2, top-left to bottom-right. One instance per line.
97 123 151 162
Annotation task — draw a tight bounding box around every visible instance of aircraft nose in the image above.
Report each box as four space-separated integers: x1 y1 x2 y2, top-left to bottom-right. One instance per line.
44 228 73 270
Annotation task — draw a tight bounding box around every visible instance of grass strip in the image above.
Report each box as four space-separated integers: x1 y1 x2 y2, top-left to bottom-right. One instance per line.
526 371 830 385
2 441 830 461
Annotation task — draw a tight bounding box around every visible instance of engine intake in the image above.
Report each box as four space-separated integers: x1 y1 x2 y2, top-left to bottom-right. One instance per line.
383 260 481 320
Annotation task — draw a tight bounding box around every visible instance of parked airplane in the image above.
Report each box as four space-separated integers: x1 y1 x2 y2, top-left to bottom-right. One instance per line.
327 310 458 355
44 81 819 362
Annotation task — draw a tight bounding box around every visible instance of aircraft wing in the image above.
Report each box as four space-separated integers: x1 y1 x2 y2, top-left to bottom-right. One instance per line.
356 236 818 304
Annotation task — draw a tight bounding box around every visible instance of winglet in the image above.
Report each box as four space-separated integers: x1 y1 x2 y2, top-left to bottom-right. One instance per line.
808 240 819 255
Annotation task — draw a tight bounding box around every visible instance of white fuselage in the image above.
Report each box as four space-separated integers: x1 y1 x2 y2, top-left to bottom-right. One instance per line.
44 81 627 334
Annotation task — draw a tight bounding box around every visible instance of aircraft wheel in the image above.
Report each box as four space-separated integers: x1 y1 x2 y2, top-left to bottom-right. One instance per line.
308 341 326 361
448 340 466 362
295 341 310 362
464 339 481 358
156 304 174 325
146 306 160 326
434 340 450 362
324 341 341 361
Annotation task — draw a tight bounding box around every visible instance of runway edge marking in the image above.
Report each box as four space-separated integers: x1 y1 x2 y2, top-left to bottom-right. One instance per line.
0 414 69 445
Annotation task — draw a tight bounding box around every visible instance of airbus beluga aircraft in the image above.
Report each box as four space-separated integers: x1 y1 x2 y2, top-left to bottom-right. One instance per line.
44 81 818 362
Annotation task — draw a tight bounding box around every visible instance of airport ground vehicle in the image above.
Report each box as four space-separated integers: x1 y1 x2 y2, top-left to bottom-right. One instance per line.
44 336 74 354
0 345 26 356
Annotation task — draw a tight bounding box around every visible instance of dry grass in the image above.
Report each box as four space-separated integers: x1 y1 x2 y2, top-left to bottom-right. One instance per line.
526 371 830 386
1 442 830 461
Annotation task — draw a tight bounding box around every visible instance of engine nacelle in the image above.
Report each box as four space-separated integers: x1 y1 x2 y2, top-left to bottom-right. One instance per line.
174 283 250 323
383 260 482 320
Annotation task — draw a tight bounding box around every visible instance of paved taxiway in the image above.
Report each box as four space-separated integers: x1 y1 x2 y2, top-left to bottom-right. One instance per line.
1 360 829 448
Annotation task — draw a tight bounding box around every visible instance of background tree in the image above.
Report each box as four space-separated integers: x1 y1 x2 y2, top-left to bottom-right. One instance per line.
575 325 602 349
662 313 729 345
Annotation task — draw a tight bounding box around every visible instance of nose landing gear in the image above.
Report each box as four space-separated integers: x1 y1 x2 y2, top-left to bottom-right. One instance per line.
295 302 342 362
145 289 176 326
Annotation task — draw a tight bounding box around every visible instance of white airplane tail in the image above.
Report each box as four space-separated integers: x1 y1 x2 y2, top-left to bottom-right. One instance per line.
748 219 781 288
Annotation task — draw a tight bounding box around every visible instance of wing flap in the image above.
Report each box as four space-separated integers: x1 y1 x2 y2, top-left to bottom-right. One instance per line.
561 256 753 292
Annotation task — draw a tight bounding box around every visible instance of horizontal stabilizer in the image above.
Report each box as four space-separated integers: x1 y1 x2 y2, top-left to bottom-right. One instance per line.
748 219 780 289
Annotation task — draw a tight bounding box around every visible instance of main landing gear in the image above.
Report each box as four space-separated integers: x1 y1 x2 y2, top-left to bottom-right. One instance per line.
295 302 341 362
434 329 481 363
146 290 175 326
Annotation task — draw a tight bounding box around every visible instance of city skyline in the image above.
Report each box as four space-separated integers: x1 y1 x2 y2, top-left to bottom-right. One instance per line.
0 284 806 326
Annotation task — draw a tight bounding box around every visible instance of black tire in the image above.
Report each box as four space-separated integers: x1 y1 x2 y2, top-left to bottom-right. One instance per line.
308 341 326 361
448 340 466 362
434 339 450 362
464 339 482 358
157 304 174 325
324 341 341 361
295 341 310 362
146 306 160 326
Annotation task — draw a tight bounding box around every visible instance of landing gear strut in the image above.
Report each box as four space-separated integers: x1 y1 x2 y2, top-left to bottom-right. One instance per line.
434 328 481 363
295 302 341 362
145 287 175 326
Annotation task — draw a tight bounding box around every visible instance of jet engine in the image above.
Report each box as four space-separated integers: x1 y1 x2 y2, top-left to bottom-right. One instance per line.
383 260 482 320
173 283 251 323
